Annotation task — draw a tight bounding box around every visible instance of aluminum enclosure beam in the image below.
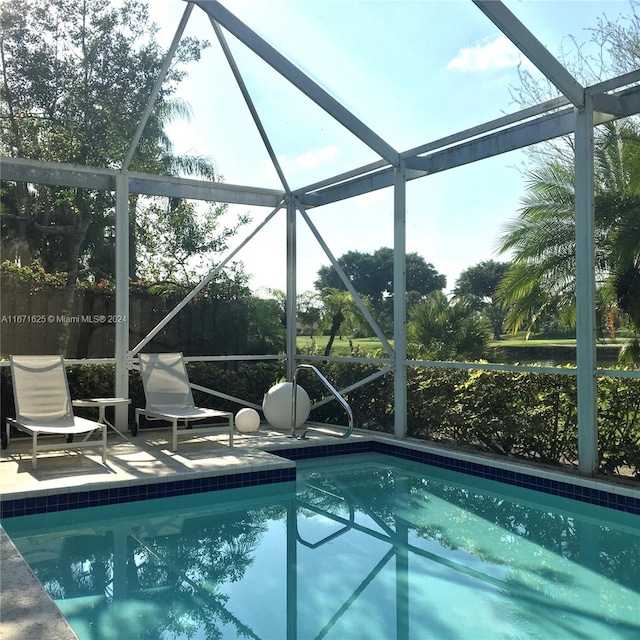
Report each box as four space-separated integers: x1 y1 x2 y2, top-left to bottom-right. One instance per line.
574 98 598 475
114 174 130 431
299 79 640 209
6 76 640 211
473 0 584 107
406 108 576 174
393 161 407 439
122 3 194 170
0 156 115 191
126 172 284 207
286 196 297 382
295 80 640 208
209 17 291 192
299 165 425 208
298 108 576 208
191 1 398 164
0 156 284 207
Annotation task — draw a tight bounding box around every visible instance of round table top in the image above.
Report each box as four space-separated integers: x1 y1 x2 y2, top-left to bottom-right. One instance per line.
72 397 131 406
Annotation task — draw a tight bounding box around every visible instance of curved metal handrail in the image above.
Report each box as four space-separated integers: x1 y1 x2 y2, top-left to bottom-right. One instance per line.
291 363 353 439
296 484 355 548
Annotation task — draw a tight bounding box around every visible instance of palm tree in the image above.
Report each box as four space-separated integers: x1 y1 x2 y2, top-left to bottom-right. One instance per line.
497 120 640 357
319 288 365 356
408 291 492 362
497 160 586 335
124 97 221 280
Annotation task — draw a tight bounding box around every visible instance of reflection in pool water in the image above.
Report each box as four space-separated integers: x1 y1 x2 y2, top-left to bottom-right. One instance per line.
4 453 640 640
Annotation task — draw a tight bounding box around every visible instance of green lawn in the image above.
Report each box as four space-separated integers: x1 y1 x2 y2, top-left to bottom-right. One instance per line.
297 335 389 356
491 337 578 347
297 333 625 358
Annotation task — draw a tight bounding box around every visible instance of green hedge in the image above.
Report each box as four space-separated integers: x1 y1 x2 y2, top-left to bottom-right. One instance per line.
1 361 638 480
407 368 579 463
406 366 640 479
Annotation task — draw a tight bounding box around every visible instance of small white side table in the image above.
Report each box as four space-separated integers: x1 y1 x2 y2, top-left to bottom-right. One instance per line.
73 397 131 439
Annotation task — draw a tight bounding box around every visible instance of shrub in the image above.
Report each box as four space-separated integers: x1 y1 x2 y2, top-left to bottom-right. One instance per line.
1 358 638 480
597 375 640 475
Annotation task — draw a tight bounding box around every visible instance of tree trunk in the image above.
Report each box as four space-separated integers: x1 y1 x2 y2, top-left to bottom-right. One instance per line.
55 193 93 355
323 310 344 357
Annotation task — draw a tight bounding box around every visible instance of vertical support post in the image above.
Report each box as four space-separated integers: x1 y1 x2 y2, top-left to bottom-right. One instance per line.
393 159 407 439
286 195 297 381
574 94 598 475
115 173 130 430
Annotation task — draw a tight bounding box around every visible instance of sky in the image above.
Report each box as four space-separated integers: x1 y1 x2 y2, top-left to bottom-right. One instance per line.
144 0 634 296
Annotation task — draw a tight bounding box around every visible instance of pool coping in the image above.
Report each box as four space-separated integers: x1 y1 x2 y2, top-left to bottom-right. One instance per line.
1 433 639 640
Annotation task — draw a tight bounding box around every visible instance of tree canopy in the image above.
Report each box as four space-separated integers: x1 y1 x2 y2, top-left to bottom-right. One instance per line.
0 0 220 276
0 0 244 351
0 0 205 168
315 247 445 303
453 261 509 308
314 247 447 331
314 247 445 334
453 260 510 340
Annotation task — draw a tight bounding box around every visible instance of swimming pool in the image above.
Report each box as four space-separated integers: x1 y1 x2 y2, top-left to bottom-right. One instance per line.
3 452 639 640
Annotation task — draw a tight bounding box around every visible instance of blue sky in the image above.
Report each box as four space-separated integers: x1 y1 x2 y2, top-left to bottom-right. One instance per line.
146 0 633 295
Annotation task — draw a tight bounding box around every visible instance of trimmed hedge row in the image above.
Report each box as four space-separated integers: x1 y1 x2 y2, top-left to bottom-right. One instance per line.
1 361 638 479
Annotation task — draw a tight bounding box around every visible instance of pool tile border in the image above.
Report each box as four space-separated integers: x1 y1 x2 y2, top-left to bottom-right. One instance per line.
1 437 638 518
267 438 640 515
374 441 640 514
1 466 296 519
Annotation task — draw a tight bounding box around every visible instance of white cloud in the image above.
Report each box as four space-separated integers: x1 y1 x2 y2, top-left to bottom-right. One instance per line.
448 35 529 72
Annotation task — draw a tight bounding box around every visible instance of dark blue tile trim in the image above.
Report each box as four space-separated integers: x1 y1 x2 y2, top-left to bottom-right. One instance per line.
2 440 638 518
0 467 296 519
269 439 374 461
372 441 639 515
269 440 640 516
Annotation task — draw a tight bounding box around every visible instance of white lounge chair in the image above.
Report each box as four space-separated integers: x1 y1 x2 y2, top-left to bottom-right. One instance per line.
5 355 107 469
135 353 234 451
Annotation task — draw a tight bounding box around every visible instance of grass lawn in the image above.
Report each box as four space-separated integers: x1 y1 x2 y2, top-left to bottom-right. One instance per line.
297 335 389 356
491 337 578 347
298 333 625 358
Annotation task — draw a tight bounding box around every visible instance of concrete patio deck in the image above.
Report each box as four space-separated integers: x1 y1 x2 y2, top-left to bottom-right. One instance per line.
0 427 299 499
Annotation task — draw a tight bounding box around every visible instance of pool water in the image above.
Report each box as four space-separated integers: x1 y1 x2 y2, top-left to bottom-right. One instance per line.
3 453 639 640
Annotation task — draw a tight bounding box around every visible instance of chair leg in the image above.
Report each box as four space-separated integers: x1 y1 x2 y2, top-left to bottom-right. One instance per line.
172 419 178 452
101 424 107 464
32 433 38 470
1 422 7 450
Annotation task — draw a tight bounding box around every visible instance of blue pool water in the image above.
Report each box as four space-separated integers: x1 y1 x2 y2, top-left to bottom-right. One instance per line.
3 453 640 640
